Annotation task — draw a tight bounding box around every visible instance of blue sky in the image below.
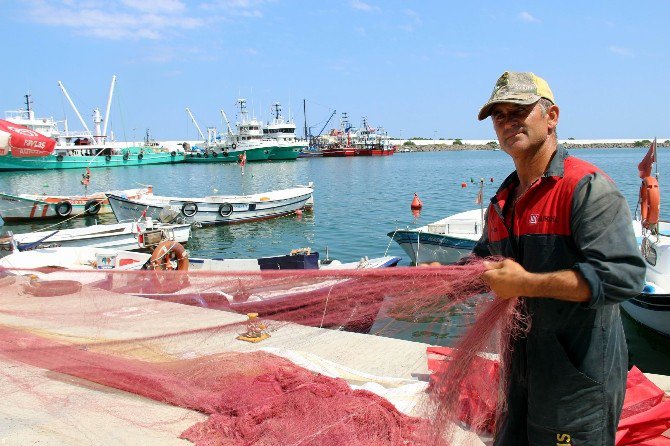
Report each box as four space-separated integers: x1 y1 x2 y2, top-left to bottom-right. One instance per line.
2 1 669 140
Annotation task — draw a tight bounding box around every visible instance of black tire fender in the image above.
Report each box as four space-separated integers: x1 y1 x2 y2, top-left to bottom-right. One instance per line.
84 199 102 215
181 202 198 217
55 201 73 217
218 203 233 217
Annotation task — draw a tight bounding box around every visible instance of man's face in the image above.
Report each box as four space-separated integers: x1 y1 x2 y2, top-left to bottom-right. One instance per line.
490 102 554 157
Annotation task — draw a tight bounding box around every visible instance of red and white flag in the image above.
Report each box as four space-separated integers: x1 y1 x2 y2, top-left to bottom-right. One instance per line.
475 189 483 205
638 138 657 179
239 151 247 175
136 207 148 247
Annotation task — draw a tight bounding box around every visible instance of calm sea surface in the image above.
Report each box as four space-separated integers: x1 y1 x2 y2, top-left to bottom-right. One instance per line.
0 148 668 373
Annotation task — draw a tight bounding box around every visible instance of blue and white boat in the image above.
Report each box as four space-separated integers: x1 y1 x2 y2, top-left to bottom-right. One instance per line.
387 208 484 265
623 219 670 337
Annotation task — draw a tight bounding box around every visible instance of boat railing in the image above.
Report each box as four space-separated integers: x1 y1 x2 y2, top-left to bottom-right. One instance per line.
427 220 480 235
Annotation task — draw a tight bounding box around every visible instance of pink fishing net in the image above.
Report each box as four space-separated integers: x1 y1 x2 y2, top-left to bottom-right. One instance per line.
0 260 540 445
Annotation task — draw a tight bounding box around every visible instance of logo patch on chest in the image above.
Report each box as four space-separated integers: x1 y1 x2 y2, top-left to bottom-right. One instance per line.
529 214 558 224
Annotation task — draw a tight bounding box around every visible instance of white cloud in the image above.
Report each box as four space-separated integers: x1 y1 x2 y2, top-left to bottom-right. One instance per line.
518 11 540 23
400 9 421 32
120 0 186 13
609 45 633 56
199 0 268 17
350 1 377 12
22 0 203 41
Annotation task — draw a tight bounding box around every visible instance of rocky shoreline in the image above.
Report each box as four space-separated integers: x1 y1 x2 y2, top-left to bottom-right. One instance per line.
403 142 667 152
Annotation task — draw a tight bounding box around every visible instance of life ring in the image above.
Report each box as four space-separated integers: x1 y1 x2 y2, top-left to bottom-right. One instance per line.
204 152 209 158
181 202 198 217
231 143 237 150
23 279 82 297
84 199 102 215
640 176 660 227
218 203 233 217
212 152 218 158
123 152 129 161
138 153 144 160
56 154 64 162
149 241 189 271
105 155 112 162
222 151 229 157
55 201 73 217
196 152 202 158
171 151 176 157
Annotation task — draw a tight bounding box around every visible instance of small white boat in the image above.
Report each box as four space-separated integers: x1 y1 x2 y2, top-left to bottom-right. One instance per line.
0 218 191 255
0 247 152 271
0 244 399 273
388 209 484 265
106 185 314 226
0 186 153 221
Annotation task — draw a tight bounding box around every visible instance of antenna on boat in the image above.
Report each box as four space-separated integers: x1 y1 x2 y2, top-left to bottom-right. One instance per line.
303 99 308 140
102 75 116 144
24 93 33 115
57 80 95 141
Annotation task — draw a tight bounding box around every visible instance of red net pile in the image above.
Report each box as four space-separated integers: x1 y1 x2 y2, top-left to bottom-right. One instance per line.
0 261 665 445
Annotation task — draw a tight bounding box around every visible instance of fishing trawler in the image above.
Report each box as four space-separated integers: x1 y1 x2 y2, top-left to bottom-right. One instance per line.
0 79 185 171
263 103 307 160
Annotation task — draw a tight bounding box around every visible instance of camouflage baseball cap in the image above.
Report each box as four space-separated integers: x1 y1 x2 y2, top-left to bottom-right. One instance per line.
478 71 555 121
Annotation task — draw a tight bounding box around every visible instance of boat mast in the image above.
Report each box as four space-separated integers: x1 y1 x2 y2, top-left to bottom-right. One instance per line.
219 110 234 136
102 75 116 144
272 103 281 121
57 80 95 141
185 107 206 141
24 93 33 118
303 99 308 140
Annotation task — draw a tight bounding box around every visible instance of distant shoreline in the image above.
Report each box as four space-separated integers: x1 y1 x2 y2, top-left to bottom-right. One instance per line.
396 142 667 152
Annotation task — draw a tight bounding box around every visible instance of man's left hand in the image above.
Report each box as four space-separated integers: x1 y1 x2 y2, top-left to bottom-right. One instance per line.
481 259 529 299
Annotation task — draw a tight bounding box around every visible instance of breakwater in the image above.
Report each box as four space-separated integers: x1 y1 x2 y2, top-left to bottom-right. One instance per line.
401 142 669 152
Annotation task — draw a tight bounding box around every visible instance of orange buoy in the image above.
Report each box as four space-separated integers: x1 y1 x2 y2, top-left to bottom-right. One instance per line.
411 193 423 210
640 176 660 228
461 182 467 188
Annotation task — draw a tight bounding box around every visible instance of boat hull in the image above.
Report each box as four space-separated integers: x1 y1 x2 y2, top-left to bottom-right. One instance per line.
621 289 670 337
268 146 303 160
389 230 476 265
0 150 184 170
183 151 237 163
0 187 152 221
0 222 191 255
107 187 314 226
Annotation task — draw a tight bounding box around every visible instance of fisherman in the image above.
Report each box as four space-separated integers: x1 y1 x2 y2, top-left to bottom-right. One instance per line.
474 71 645 445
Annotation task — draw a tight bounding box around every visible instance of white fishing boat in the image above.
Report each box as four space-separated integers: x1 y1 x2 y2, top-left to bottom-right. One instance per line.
0 186 153 221
212 99 275 161
388 208 484 265
106 184 314 226
263 103 307 160
621 140 670 337
0 218 191 255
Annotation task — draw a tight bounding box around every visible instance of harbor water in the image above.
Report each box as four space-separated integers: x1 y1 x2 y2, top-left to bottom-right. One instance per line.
1 147 668 374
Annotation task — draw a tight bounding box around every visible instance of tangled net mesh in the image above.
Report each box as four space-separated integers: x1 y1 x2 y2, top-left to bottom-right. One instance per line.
0 258 665 445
